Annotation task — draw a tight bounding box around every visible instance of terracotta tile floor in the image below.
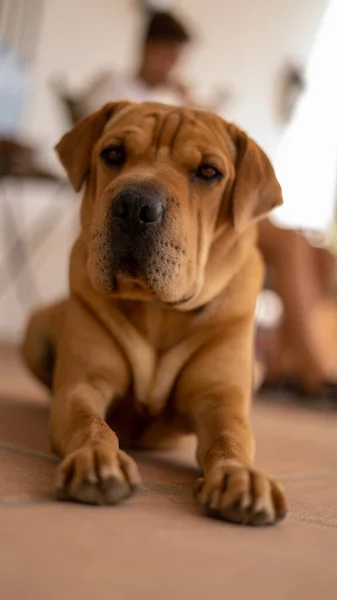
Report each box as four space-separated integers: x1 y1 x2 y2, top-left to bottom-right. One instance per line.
1 345 337 599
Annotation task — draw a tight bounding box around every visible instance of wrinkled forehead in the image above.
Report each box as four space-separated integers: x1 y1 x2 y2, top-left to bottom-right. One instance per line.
101 103 236 162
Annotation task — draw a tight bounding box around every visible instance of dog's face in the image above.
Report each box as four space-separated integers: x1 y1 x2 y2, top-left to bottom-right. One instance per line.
56 101 282 306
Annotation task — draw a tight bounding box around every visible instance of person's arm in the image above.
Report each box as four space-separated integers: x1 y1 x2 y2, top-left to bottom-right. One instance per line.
169 79 196 106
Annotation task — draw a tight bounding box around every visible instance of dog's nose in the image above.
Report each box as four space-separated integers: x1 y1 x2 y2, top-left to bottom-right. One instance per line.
111 191 163 233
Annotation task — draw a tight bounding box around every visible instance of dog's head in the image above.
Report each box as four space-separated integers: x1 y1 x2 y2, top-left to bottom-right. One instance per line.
56 101 282 307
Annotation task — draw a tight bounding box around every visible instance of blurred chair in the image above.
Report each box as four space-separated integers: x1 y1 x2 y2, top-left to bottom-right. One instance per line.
50 78 83 128
0 138 70 311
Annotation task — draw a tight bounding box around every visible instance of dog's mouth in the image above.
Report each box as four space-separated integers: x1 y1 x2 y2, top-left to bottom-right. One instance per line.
117 255 141 279
113 253 154 295
165 293 195 307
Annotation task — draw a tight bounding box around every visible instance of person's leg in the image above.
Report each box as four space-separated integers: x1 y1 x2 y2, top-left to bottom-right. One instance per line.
313 245 335 297
258 220 328 391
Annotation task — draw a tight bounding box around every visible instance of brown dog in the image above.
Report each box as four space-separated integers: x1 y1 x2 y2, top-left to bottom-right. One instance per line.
22 101 286 525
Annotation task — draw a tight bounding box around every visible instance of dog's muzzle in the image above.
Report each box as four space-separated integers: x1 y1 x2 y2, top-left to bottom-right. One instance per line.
104 183 169 281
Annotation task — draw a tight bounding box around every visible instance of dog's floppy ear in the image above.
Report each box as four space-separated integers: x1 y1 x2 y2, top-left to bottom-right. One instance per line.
228 124 283 230
55 101 129 192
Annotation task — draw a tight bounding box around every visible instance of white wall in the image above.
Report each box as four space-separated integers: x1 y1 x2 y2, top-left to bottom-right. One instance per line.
1 0 328 341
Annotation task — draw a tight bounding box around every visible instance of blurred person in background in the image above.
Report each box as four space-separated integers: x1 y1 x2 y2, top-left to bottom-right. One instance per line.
256 219 337 397
56 7 229 125
80 10 194 117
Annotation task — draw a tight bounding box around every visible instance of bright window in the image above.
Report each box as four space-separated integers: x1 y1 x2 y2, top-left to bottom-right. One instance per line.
272 0 337 233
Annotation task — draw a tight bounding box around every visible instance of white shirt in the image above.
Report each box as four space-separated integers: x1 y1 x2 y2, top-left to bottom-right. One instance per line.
82 71 186 116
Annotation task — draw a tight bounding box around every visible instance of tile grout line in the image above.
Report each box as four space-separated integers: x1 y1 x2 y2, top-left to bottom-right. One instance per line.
0 442 57 463
0 494 55 507
1 441 337 479
2 494 337 532
277 467 337 481
292 514 337 530
0 482 194 507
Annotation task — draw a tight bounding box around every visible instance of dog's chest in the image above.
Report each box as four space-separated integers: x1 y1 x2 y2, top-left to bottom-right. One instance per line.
116 300 196 352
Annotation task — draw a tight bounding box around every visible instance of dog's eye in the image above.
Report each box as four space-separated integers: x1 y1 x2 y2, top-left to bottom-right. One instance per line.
100 146 125 167
194 164 222 182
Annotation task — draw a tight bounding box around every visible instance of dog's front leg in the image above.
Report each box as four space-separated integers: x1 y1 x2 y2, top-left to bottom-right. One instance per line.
50 300 141 505
175 319 287 526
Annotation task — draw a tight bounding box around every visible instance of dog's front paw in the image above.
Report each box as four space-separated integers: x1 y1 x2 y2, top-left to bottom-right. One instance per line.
55 444 141 505
195 462 286 526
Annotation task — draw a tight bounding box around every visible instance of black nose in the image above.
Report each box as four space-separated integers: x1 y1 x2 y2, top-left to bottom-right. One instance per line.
111 191 164 234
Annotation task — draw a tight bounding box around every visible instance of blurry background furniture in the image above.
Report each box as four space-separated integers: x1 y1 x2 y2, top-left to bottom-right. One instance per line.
0 1 76 339
0 140 71 311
